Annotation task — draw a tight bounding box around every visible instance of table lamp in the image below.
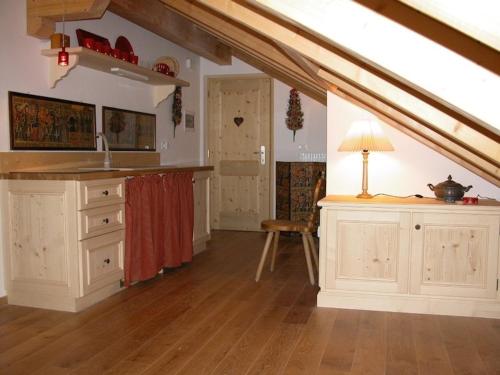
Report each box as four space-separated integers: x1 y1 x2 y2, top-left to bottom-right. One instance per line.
338 119 394 198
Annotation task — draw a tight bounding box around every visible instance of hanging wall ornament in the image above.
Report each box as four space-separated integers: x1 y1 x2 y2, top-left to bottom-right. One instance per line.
285 88 304 142
172 86 182 137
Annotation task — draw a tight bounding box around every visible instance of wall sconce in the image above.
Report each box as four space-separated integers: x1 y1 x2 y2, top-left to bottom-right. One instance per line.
338 119 394 198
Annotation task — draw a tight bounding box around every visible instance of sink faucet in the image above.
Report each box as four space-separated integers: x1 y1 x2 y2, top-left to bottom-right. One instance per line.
97 132 112 168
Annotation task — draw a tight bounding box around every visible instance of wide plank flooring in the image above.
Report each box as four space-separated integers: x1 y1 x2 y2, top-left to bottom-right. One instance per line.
0 230 499 375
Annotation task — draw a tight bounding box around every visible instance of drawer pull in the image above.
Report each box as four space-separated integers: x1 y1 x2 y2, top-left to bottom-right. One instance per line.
102 218 110 224
104 258 111 264
102 190 109 196
415 224 421 230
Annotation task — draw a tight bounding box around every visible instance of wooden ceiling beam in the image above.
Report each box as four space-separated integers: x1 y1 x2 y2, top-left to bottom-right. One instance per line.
108 0 231 65
199 0 499 142
27 0 110 38
276 43 333 92
353 0 500 76
317 68 499 185
160 0 326 104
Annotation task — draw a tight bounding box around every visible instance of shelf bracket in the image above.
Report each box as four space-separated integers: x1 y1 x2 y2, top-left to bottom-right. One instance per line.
153 85 176 107
47 55 80 88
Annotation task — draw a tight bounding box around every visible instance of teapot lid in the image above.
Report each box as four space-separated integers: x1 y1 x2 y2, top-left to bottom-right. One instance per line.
436 175 464 189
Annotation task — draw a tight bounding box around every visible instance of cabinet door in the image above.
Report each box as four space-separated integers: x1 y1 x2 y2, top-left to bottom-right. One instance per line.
79 230 124 295
322 208 411 293
193 171 210 252
410 212 499 299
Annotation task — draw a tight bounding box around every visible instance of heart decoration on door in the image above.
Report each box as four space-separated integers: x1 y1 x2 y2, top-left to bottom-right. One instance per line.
234 117 244 127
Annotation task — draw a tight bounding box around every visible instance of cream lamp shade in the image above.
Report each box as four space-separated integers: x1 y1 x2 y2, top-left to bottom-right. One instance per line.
338 120 394 198
338 120 394 152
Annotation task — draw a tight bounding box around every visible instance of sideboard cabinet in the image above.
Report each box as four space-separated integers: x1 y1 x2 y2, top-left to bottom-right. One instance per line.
318 196 500 318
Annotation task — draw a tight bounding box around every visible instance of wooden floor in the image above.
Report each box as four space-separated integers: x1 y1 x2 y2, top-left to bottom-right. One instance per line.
1 231 499 375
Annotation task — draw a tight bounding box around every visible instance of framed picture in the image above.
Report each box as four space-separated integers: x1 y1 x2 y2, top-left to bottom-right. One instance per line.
185 110 195 132
102 106 156 151
9 91 96 150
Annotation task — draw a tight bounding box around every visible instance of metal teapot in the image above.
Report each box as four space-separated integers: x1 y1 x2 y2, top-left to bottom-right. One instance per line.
427 175 472 203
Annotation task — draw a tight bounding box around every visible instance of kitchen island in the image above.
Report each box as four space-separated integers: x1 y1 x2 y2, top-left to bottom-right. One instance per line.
1 164 213 312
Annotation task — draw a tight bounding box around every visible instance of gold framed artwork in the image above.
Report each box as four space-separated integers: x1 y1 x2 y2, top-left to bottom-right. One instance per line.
9 91 96 150
102 106 156 151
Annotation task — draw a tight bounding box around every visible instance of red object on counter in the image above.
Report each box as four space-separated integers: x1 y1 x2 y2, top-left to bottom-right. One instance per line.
463 196 478 205
124 172 194 287
129 53 139 64
83 37 94 49
111 48 121 59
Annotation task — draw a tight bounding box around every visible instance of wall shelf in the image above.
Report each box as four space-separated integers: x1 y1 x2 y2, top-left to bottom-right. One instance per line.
41 47 190 107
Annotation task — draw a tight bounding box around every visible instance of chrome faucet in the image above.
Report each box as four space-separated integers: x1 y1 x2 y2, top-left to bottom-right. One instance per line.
97 132 112 168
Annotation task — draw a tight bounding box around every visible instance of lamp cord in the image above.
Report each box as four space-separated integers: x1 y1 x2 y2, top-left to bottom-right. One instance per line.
372 193 498 201
372 193 424 199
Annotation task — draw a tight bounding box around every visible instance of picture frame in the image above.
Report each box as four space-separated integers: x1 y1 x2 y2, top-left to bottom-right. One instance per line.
184 110 195 132
102 106 156 151
9 91 96 150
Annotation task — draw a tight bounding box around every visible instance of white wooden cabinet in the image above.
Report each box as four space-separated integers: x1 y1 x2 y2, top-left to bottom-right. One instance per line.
318 196 500 318
5 178 125 312
193 171 211 254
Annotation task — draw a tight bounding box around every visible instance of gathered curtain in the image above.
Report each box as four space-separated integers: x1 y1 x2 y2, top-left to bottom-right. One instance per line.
124 172 194 286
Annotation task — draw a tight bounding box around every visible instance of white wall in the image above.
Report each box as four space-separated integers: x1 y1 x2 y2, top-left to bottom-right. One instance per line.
0 0 202 297
327 92 500 199
0 1 200 162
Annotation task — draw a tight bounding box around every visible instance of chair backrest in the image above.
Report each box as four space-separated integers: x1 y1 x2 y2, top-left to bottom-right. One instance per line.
306 171 326 230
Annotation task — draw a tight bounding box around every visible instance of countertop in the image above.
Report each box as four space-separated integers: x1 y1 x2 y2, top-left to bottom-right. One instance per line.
2 163 214 181
319 194 500 208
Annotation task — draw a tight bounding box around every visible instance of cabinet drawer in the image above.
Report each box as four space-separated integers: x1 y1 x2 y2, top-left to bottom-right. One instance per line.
80 230 124 295
78 204 125 240
78 179 124 210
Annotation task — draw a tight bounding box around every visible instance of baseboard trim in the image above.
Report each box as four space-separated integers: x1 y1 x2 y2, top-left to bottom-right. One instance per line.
317 290 500 319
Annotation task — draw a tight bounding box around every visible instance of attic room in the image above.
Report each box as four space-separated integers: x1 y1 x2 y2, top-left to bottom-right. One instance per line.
0 0 499 374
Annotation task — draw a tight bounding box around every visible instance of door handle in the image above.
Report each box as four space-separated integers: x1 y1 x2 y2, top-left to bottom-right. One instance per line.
259 145 265 165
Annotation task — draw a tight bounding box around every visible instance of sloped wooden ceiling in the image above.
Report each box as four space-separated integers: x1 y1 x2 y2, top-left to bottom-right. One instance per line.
160 0 499 186
26 0 500 186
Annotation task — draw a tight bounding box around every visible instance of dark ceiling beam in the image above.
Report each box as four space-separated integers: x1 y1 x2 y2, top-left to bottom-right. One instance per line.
160 0 326 104
108 0 232 65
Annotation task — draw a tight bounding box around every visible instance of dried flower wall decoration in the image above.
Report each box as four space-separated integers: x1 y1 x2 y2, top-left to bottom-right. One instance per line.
286 88 304 142
172 86 182 137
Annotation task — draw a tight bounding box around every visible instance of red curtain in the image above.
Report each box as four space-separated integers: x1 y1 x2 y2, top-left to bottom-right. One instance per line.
124 172 194 286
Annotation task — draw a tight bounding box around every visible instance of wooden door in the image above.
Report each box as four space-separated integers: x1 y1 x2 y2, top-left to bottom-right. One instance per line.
410 212 499 299
207 76 272 231
321 208 411 294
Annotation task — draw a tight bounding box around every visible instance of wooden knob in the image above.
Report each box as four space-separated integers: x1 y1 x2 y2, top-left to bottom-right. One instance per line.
104 258 110 264
415 224 421 230
103 218 109 224
102 190 109 196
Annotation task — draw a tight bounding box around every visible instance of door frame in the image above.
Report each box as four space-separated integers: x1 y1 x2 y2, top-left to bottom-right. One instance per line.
204 74 275 229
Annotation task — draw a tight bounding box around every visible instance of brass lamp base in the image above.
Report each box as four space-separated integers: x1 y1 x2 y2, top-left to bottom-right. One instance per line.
356 192 373 199
357 150 373 199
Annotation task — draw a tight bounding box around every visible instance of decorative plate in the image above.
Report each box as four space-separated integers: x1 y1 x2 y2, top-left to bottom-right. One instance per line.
76 29 111 48
154 56 180 77
115 36 134 55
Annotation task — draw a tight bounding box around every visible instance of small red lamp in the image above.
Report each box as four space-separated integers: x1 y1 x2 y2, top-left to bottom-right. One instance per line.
57 2 69 66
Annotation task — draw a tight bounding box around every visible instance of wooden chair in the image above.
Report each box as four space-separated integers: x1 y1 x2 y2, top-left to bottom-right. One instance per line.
256 172 325 284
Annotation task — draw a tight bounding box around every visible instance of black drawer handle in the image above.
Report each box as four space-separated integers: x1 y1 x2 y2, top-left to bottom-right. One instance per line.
102 218 110 224
104 258 110 264
415 224 421 230
102 190 109 196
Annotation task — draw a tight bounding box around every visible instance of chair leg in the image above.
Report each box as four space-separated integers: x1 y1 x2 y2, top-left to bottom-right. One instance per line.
256 231 274 282
270 231 280 272
301 233 315 285
307 233 319 272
